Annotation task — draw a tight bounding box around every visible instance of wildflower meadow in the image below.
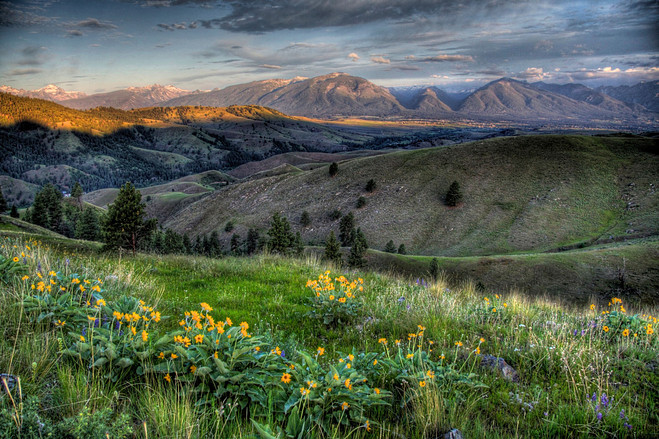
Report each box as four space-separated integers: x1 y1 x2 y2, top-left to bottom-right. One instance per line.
0 234 656 438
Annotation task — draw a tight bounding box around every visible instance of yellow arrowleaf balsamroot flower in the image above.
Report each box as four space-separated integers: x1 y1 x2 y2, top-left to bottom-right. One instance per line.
195 334 204 344
378 338 387 345
158 352 165 359
373 359 378 365
164 374 171 383
480 338 485 343
419 380 426 387
374 388 380 394
492 308 497 313
142 330 148 342
300 387 309 396
171 353 178 360
21 275 29 281
603 326 610 332
281 373 291 384
329 295 335 301
12 257 19 262
427 370 435 379
406 353 414 359
455 341 463 347
344 379 352 390
130 326 137 336
341 401 349 411
348 354 354 361
79 336 85 342
333 373 339 381
317 347 325 356
338 297 346 303
200 302 213 312
190 365 197 374
590 304 595 310
622 329 630 337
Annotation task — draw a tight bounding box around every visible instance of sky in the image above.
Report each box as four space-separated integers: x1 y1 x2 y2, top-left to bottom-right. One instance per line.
0 0 657 93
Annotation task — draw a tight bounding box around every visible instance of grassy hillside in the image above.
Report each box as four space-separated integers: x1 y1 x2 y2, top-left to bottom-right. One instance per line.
362 238 659 306
163 135 658 257
0 233 656 438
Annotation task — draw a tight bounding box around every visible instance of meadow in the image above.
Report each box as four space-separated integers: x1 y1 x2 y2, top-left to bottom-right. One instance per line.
0 232 656 438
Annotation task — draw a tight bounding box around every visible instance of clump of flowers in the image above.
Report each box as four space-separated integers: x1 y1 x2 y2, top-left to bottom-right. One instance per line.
594 298 656 342
306 271 364 326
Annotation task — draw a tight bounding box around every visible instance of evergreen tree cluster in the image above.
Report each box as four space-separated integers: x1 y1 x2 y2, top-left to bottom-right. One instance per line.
324 211 369 268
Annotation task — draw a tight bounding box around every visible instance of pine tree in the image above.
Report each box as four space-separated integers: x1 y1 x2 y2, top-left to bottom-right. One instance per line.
75 207 100 241
339 212 355 246
71 182 83 209
224 220 234 233
300 210 311 227
10 205 19 218
323 231 342 266
384 240 396 253
329 162 338 177
293 231 304 257
246 228 260 255
45 184 63 233
429 257 439 281
0 186 7 213
31 187 50 228
397 244 406 255
356 196 366 208
445 180 463 207
365 179 377 192
347 228 368 268
103 182 156 254
267 212 294 254
230 233 241 255
182 234 192 254
209 231 222 257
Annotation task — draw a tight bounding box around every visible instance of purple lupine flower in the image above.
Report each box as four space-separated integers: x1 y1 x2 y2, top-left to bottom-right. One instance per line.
590 321 597 328
22 257 27 264
544 412 548 417
620 409 625 420
592 392 597 402
624 423 632 431
398 296 405 303
280 350 285 358
65 258 70 266
581 329 586 336
597 412 602 421
115 321 121 330
573 329 578 336
601 393 609 408
37 261 42 272
81 327 87 336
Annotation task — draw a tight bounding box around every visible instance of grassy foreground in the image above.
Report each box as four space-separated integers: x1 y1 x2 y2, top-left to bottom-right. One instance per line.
0 234 657 438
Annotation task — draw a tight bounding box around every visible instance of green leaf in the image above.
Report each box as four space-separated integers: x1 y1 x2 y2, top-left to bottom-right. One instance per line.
93 357 108 367
116 357 134 368
196 366 212 376
250 419 281 439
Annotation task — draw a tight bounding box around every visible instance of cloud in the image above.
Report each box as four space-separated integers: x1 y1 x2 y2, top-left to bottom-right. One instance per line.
67 29 83 37
392 65 420 71
371 56 390 64
7 68 43 76
348 52 360 62
157 22 188 31
127 0 219 7
15 46 49 67
533 40 553 52
74 18 118 30
0 1 52 27
421 54 474 62
203 0 540 33
259 64 282 69
515 67 549 81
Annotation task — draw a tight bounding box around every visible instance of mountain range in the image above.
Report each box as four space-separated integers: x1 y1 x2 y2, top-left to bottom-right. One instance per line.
2 74 657 126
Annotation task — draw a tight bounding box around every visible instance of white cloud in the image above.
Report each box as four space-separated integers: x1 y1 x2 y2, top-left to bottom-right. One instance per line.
371 56 390 64
348 52 359 62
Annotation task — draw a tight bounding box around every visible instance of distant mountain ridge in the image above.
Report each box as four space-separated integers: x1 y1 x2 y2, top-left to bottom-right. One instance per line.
1 74 656 125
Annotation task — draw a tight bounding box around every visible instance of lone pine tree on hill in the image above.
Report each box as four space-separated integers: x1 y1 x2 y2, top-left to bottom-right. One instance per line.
445 180 463 207
329 162 339 177
347 228 368 268
384 240 396 253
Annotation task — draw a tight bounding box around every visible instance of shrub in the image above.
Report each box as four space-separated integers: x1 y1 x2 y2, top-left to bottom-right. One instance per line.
397 244 406 255
329 209 341 221
365 179 377 193
356 196 366 208
384 240 396 253
300 211 311 227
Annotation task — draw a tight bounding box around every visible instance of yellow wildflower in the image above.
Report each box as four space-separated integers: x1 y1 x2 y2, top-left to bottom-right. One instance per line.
190 365 197 374
317 347 325 356
142 330 148 342
341 401 349 411
281 373 291 384
622 329 630 337
164 373 171 383
419 380 426 387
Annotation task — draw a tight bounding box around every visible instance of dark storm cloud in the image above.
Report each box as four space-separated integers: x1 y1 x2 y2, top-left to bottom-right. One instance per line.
0 1 52 26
